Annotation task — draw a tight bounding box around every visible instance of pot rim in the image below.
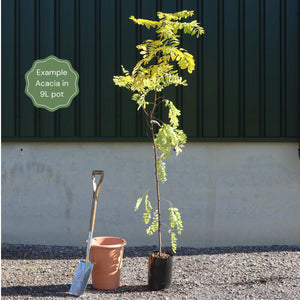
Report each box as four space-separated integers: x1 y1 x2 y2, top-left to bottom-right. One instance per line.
90 236 127 248
148 250 173 258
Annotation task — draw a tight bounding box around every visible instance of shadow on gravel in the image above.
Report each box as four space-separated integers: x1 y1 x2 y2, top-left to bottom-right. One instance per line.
2 244 299 260
1 244 85 260
2 284 150 298
85 284 149 294
1 284 72 298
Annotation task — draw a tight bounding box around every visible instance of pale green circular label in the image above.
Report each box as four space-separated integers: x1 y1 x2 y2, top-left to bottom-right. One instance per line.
25 55 79 112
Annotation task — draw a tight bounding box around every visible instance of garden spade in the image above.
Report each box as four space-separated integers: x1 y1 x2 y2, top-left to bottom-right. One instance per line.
70 170 104 296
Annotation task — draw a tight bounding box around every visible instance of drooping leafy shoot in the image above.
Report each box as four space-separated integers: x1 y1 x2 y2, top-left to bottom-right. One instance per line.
113 10 204 255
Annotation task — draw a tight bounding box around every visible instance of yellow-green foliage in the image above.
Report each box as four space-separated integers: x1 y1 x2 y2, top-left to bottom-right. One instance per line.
113 10 204 253
113 10 204 111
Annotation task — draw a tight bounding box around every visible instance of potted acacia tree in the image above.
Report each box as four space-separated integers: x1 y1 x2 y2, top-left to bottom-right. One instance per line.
113 10 204 290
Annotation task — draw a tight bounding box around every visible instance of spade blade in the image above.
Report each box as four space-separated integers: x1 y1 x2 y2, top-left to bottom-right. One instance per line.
70 261 94 296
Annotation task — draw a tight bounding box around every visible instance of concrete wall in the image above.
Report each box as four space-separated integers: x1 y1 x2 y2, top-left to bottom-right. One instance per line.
2 142 300 248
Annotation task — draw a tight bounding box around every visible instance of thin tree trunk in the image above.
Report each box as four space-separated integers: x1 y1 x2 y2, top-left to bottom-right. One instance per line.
151 125 162 256
149 90 162 256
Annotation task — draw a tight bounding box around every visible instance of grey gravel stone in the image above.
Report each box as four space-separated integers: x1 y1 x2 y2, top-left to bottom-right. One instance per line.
1 244 300 299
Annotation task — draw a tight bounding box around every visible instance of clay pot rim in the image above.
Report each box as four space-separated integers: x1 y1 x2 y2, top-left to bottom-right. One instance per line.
90 236 127 249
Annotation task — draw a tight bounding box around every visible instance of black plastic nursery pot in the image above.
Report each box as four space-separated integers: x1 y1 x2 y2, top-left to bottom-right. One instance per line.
148 251 173 290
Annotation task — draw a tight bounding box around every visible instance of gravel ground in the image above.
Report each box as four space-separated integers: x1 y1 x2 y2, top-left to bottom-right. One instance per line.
2 244 300 299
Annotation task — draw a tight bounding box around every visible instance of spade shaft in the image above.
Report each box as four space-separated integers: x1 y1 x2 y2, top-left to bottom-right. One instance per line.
70 170 104 296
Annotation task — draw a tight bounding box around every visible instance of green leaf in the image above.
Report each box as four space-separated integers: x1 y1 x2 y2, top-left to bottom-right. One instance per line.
146 210 159 235
164 100 181 127
170 231 177 253
143 212 151 225
143 194 152 225
145 194 152 213
157 157 167 183
157 10 194 21
121 65 130 76
134 197 143 212
169 207 183 234
168 207 183 252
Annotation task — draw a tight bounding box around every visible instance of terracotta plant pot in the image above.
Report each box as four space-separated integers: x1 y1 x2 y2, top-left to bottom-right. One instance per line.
148 251 173 290
89 236 127 290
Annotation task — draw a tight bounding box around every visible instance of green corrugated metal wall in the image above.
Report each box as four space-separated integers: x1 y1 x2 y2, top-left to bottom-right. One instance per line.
2 0 299 141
